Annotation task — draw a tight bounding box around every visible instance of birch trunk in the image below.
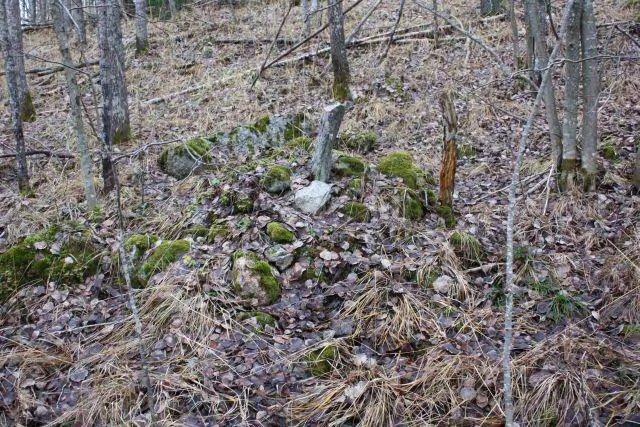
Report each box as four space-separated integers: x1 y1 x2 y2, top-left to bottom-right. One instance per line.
0 0 31 193
52 0 98 208
580 0 599 192
6 0 37 122
526 0 562 170
560 0 582 190
312 102 346 182
134 0 149 54
328 0 350 101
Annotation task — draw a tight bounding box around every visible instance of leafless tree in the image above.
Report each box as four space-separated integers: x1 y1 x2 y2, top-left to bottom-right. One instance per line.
52 0 98 208
328 0 350 101
480 0 501 17
70 0 87 45
580 0 599 191
6 0 37 122
0 0 31 193
97 0 131 192
134 0 149 54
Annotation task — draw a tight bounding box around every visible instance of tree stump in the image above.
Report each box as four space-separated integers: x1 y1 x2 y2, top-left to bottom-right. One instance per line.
438 90 458 208
311 103 346 182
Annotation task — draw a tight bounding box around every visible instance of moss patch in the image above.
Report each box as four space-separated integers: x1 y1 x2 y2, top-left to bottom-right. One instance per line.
343 130 377 153
334 156 367 177
379 151 419 189
124 234 159 260
135 240 190 287
237 310 276 331
207 223 229 242
267 222 295 243
305 345 338 377
0 225 99 302
261 165 292 195
399 192 425 220
232 251 281 305
436 205 456 229
221 190 253 214
342 201 370 222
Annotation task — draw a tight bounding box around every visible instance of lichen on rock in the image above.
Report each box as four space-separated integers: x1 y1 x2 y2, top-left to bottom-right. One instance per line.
232 251 281 306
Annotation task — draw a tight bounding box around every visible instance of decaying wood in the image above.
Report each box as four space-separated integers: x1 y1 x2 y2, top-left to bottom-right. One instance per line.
312 103 346 182
0 150 74 159
438 90 458 208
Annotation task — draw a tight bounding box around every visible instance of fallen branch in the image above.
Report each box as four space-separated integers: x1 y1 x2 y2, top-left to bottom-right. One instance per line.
1 59 99 77
146 69 253 104
0 150 74 159
112 139 181 162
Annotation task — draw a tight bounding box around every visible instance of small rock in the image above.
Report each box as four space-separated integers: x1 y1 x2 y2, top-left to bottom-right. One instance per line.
294 181 332 215
459 386 477 401
265 245 294 271
433 275 454 294
69 367 89 383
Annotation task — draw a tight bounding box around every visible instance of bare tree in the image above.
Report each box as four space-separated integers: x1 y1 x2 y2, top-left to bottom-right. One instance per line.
634 137 640 193
328 0 350 101
509 0 519 69
97 0 130 192
580 0 599 191
6 0 37 122
560 0 582 189
70 0 87 45
134 0 149 54
52 0 98 208
480 0 501 17
0 0 31 193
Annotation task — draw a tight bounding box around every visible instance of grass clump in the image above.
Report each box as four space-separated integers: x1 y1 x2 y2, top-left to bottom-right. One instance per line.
342 201 370 222
266 222 295 243
286 136 313 151
548 291 586 322
305 345 338 377
399 192 424 220
449 231 483 262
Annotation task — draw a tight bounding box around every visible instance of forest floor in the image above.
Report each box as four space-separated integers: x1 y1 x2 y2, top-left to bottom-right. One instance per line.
0 0 639 425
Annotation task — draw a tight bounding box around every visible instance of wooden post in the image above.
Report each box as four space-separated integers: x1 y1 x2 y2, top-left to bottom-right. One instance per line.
438 90 458 208
312 103 346 182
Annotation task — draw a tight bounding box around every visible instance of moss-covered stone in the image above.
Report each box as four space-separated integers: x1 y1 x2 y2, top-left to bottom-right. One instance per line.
159 138 212 179
266 222 295 243
232 251 281 305
261 165 292 195
436 205 456 229
124 234 159 260
378 151 420 189
399 192 424 220
342 201 370 222
343 131 377 153
207 223 229 242
305 345 338 377
0 224 99 302
220 190 253 214
134 240 190 287
334 156 367 177
237 310 276 331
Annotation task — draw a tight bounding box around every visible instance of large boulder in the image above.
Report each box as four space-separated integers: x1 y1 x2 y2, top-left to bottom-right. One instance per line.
0 223 99 303
159 114 309 179
294 181 332 215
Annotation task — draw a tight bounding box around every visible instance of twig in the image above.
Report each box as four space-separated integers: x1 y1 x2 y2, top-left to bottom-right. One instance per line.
251 0 295 88
346 0 383 45
614 24 640 50
0 59 98 77
378 0 405 64
0 150 74 159
502 3 575 425
112 139 181 162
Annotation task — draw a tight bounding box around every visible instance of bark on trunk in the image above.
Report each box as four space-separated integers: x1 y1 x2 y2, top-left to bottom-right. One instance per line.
328 0 350 101
52 0 98 208
312 102 346 182
560 0 582 190
438 90 458 208
97 0 130 192
302 0 310 38
134 0 149 54
480 0 501 16
580 0 599 192
633 137 640 193
0 0 31 193
6 0 37 122
70 0 87 45
524 4 538 88
509 0 519 69
526 0 562 170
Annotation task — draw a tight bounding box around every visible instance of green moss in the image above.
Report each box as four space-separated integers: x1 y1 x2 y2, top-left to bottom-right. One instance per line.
286 136 313 151
135 240 190 287
425 189 437 206
19 91 36 123
399 192 424 220
124 234 159 258
221 190 253 214
175 138 212 161
378 151 419 189
253 116 271 134
0 225 99 302
342 201 370 222
283 113 307 141
305 345 338 377
232 251 281 304
449 231 483 261
436 205 456 229
237 311 276 330
267 222 295 244
261 165 292 195
207 223 229 242
343 131 377 152
334 156 367 177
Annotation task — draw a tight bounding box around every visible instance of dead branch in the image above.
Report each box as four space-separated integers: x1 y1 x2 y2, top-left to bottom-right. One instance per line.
0 150 74 159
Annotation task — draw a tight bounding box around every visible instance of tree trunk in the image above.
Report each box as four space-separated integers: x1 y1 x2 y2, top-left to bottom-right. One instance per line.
28 0 36 22
480 0 501 16
509 0 519 69
97 0 130 192
312 102 346 182
163 0 176 19
134 0 149 54
633 137 640 193
328 0 350 101
438 90 458 208
559 0 582 190
70 0 87 45
0 0 31 193
432 0 439 47
523 4 538 88
6 0 37 122
526 0 562 171
302 0 310 38
52 0 98 208
580 0 599 192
